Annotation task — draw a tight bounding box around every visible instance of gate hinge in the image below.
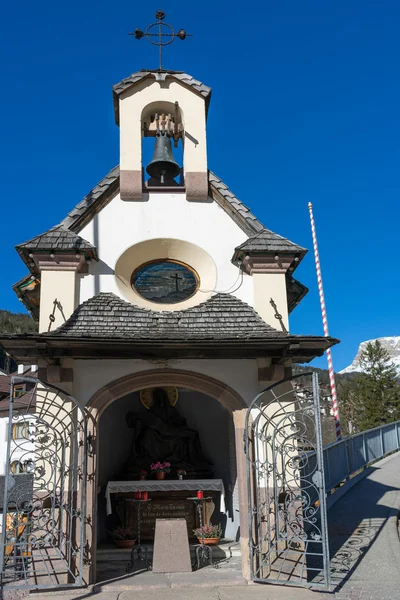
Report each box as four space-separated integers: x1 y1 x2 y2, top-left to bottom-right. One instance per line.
312 471 322 488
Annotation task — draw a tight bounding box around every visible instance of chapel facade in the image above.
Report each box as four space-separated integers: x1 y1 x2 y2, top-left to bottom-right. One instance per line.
0 67 337 585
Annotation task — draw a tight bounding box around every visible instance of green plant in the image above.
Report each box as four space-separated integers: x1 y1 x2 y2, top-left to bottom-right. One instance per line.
193 524 222 539
110 527 136 541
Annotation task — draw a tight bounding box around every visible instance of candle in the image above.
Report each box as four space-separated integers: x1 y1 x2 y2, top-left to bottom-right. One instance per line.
197 490 203 499
135 491 141 500
142 491 148 500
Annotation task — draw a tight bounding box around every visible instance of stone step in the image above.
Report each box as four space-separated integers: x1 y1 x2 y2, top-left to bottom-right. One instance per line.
97 541 242 561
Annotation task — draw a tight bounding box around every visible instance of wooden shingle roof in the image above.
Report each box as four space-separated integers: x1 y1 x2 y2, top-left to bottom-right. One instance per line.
46 292 289 341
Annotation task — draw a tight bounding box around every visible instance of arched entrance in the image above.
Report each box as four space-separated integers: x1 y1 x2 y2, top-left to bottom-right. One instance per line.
85 369 250 583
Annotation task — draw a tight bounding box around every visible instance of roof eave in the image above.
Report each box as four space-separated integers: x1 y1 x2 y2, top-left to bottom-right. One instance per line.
12 277 40 321
0 334 339 363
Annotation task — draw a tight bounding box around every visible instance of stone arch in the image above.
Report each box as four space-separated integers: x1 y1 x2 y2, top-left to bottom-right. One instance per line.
87 368 246 417
84 368 250 583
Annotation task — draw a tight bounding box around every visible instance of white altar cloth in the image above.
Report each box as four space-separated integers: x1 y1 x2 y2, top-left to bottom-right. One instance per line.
105 479 226 516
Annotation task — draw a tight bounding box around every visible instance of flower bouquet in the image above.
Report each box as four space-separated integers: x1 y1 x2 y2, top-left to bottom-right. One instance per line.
140 469 147 481
150 461 171 480
177 469 186 480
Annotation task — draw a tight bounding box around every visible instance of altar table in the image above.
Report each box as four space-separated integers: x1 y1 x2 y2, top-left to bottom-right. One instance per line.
105 479 226 516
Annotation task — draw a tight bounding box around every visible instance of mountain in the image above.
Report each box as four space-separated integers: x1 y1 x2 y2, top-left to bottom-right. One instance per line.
340 336 400 375
0 310 37 335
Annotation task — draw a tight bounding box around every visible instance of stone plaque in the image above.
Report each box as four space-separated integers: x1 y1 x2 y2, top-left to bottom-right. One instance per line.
121 489 220 539
140 498 195 538
152 519 191 573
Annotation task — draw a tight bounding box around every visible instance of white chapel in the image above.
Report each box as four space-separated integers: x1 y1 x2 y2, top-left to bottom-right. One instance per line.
0 39 337 587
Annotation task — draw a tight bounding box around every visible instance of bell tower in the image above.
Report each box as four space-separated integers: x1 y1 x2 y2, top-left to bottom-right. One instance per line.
113 11 211 202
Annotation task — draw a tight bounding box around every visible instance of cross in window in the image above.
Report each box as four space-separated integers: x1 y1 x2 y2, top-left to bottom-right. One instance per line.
170 273 183 291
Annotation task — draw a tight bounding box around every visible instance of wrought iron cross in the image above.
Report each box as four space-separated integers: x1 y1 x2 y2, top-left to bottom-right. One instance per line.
130 10 192 71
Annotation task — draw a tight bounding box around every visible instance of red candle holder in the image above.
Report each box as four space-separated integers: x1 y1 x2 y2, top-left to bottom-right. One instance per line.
197 490 203 499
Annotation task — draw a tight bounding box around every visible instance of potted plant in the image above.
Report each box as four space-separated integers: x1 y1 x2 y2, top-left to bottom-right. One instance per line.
177 469 186 481
110 527 137 549
193 524 222 546
140 469 147 481
150 461 171 480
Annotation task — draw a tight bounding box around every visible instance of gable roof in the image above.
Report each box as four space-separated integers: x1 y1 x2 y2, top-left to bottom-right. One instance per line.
112 70 212 125
61 166 120 230
14 166 308 318
58 165 265 237
233 228 307 256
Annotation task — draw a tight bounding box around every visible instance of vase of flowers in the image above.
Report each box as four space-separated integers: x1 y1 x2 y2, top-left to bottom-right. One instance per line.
110 527 137 549
140 470 147 481
193 524 222 545
177 469 186 481
150 461 171 480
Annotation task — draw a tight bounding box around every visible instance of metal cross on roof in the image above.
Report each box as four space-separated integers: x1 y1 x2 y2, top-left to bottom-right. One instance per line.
130 10 192 71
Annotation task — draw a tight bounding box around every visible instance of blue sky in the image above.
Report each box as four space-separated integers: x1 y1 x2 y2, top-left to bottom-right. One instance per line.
1 1 399 371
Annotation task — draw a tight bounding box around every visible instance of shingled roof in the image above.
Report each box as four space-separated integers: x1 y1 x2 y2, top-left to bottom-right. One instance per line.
112 70 212 125
61 166 120 230
16 225 96 253
46 292 289 341
233 228 307 256
0 291 338 361
15 225 98 274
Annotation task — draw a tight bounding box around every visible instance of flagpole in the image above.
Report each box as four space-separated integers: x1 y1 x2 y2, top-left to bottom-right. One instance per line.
308 202 342 440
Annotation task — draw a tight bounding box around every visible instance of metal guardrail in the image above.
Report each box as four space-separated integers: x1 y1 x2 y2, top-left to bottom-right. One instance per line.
323 420 400 492
305 420 400 496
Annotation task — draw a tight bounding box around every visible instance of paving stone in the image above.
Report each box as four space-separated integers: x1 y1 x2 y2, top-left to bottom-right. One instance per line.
120 590 219 600
97 571 169 591
170 565 246 588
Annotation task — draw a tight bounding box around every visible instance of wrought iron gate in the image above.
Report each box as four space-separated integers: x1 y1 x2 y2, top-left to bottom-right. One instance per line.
245 372 330 588
0 376 87 591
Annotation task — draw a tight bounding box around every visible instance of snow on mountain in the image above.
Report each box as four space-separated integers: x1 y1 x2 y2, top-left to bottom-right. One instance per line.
340 336 400 375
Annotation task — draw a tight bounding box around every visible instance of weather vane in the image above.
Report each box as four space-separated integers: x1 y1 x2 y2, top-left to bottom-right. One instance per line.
130 10 192 71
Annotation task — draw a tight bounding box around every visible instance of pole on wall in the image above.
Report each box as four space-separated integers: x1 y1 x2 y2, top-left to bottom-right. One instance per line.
308 202 342 441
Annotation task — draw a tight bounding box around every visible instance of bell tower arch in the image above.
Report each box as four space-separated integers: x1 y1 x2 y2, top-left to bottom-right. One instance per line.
113 71 211 202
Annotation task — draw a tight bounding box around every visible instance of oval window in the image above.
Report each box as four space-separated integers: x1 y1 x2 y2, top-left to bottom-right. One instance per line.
132 260 199 304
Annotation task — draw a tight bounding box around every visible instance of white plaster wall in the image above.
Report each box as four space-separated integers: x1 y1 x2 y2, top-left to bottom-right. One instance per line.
78 191 254 310
119 79 207 175
72 358 260 408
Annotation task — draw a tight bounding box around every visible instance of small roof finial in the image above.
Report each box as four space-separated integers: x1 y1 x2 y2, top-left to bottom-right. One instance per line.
130 10 192 71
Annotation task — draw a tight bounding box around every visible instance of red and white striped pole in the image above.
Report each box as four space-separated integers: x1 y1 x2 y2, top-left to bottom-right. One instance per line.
308 202 341 441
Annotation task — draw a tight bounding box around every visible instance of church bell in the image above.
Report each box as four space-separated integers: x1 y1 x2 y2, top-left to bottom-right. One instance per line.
146 132 181 183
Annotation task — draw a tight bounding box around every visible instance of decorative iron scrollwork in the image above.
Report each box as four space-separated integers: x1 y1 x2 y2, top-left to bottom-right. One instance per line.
245 372 330 589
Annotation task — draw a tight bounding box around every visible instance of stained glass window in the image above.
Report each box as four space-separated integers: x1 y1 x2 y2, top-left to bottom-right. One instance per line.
132 260 199 304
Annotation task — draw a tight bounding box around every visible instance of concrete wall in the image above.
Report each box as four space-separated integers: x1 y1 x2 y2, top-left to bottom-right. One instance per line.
97 389 239 542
